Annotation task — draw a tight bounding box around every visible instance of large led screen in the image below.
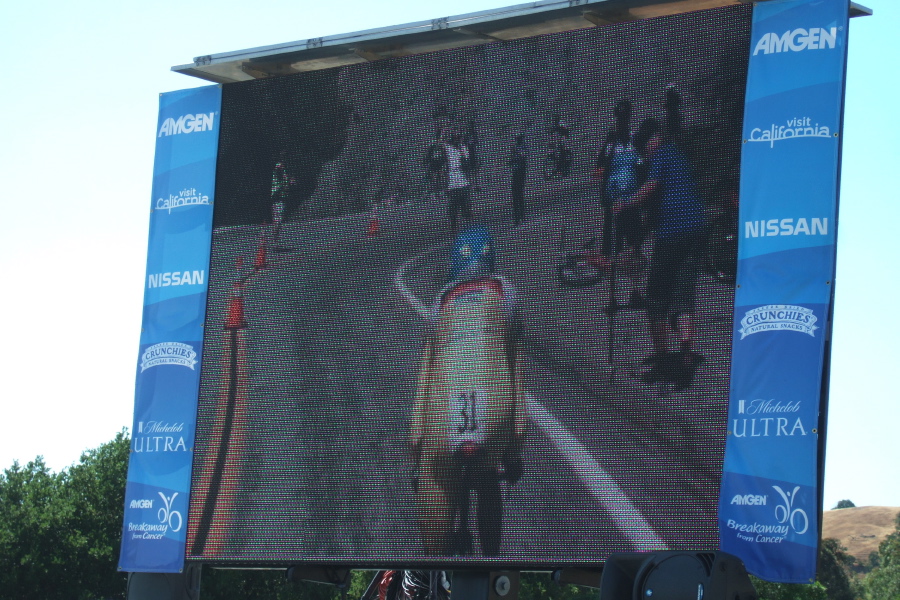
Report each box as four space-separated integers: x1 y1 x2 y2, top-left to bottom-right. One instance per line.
186 4 752 567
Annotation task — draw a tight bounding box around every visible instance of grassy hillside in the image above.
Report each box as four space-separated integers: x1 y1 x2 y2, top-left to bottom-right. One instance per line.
823 506 900 564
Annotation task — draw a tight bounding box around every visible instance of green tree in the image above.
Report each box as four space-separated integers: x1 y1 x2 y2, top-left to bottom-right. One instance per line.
750 576 828 600
63 430 130 599
518 572 592 600
0 457 71 599
818 538 861 600
863 512 900 600
833 500 856 510
0 431 130 600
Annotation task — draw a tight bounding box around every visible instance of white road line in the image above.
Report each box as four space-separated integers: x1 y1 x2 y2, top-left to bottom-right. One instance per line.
393 247 667 550
394 248 439 320
525 398 666 549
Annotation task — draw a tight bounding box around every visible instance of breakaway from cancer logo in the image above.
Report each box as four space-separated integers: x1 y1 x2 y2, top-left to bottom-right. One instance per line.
739 305 818 339
726 485 810 544
126 492 183 541
140 342 198 371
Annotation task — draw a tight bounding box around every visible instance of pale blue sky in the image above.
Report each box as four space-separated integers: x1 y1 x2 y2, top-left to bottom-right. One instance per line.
0 0 896 514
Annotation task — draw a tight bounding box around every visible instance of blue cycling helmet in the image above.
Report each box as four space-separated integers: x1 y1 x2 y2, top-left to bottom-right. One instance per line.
449 225 495 282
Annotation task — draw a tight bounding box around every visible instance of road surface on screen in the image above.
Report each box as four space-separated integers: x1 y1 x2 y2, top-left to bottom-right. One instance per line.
191 174 733 563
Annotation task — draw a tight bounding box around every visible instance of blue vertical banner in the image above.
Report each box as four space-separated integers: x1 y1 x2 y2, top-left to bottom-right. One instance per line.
119 85 222 573
719 0 848 583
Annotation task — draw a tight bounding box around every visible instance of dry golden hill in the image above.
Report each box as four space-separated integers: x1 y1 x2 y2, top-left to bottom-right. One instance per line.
822 506 900 562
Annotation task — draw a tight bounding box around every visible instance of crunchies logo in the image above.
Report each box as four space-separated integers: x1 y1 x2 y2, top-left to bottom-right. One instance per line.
156 187 210 214
140 342 197 372
753 27 838 55
147 270 205 289
158 113 215 137
744 218 827 238
748 117 832 148
739 305 818 339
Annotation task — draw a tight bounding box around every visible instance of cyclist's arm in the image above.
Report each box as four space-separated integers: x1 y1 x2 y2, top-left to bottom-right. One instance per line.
410 334 435 454
615 178 659 214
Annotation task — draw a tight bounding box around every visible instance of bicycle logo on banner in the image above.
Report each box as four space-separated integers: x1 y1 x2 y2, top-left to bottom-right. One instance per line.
772 485 809 535
157 492 183 533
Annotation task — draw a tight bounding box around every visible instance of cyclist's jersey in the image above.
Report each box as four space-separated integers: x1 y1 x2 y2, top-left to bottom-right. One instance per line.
271 161 290 200
603 139 642 202
412 277 524 459
443 143 470 190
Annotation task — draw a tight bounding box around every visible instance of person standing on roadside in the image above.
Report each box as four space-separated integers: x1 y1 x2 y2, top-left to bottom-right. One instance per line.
614 118 705 390
424 127 448 203
510 135 528 226
443 129 474 233
595 99 646 310
270 151 295 241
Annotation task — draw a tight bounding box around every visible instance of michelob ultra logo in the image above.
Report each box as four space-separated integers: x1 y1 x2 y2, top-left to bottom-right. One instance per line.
158 113 215 137
753 27 838 55
140 342 197 371
739 305 818 339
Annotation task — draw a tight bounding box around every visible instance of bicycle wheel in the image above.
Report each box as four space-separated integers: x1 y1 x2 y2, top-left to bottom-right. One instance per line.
476 472 503 557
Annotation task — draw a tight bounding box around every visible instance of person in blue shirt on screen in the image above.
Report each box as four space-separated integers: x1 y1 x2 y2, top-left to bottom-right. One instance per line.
614 117 705 389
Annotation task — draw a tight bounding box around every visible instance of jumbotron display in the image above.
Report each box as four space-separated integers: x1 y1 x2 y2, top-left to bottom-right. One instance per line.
186 4 751 566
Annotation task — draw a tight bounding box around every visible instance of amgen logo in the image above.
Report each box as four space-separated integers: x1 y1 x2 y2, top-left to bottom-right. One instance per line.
731 494 768 506
158 113 215 137
753 27 838 55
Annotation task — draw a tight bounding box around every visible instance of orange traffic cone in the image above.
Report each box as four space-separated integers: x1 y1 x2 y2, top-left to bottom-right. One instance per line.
253 235 268 270
224 282 248 330
366 216 380 237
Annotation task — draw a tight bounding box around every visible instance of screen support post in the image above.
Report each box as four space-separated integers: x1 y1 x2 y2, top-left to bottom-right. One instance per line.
453 571 520 600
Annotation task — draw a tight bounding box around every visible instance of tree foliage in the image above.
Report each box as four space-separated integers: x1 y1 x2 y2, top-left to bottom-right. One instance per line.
834 500 857 510
750 576 828 600
818 538 862 600
518 572 590 600
863 513 900 600
0 430 130 600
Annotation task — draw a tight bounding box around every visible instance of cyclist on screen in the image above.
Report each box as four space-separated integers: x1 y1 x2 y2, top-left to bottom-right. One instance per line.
410 225 526 557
